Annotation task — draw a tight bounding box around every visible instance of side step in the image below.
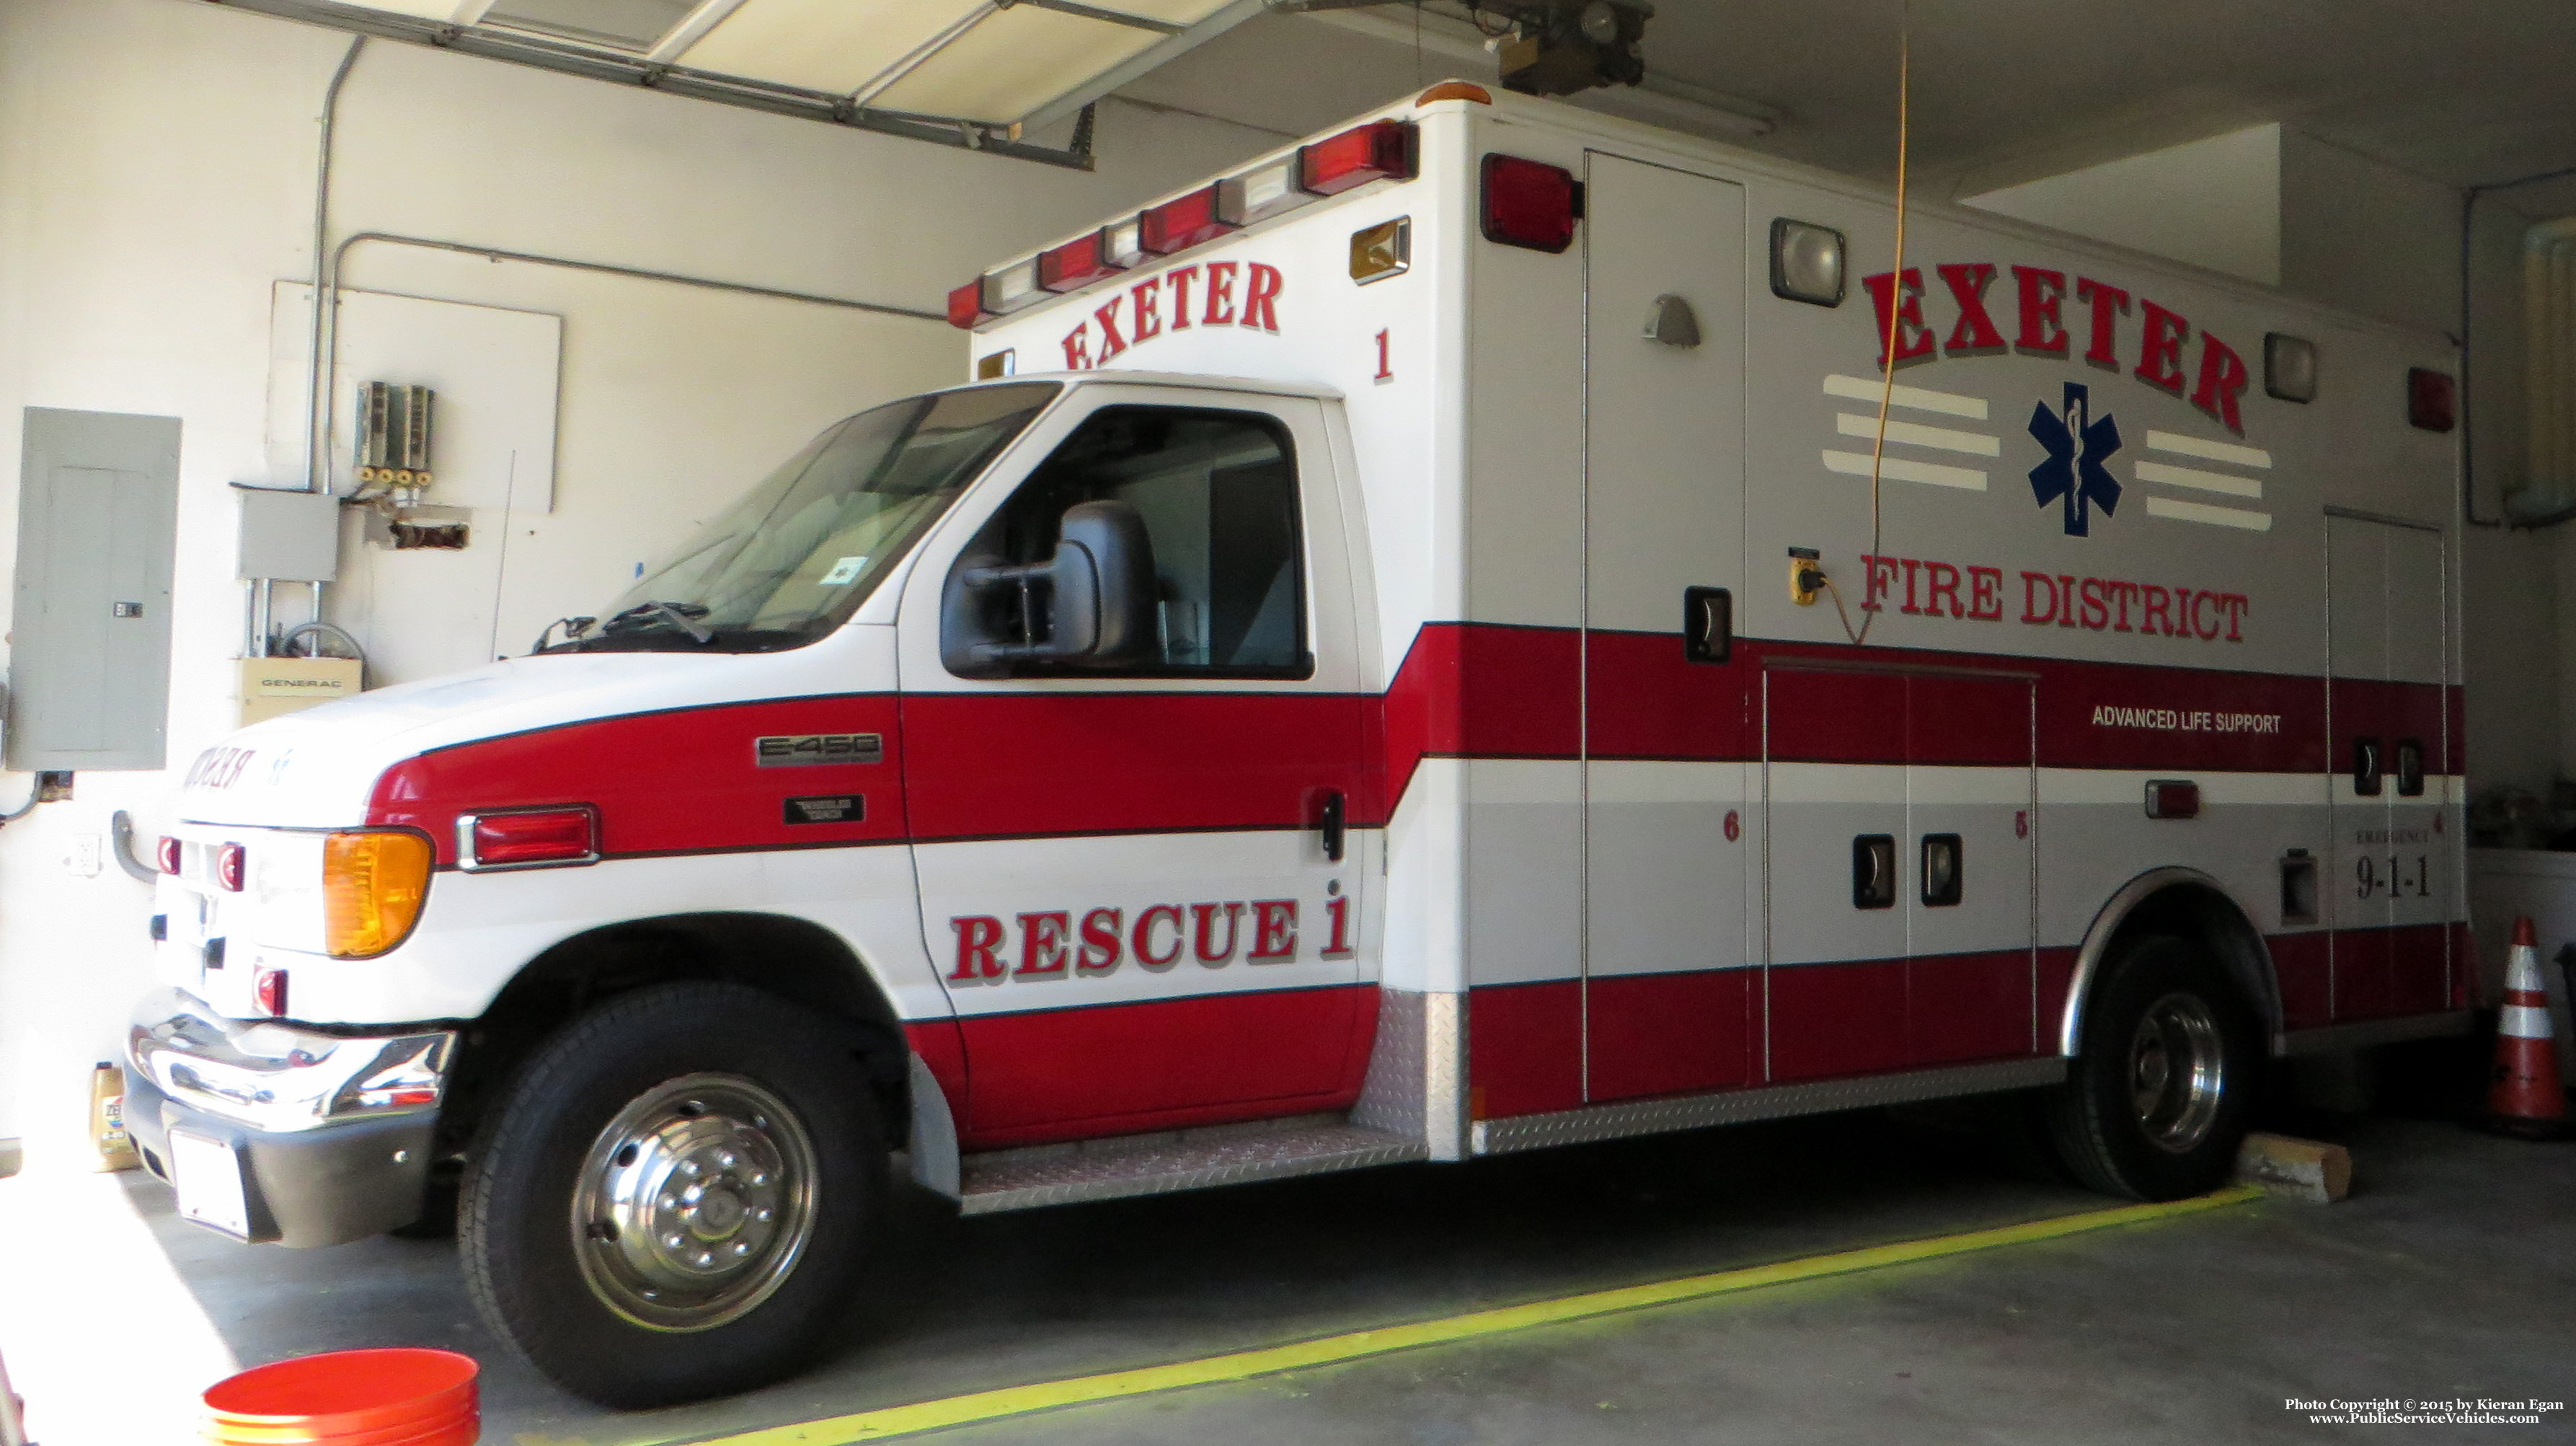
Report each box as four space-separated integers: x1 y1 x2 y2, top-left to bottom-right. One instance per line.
957 1114 1427 1215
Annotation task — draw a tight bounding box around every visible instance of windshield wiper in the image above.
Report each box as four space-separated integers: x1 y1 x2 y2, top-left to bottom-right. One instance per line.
600 600 714 644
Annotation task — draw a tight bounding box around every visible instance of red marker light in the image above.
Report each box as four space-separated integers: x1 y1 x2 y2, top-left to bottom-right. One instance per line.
2145 780 2202 819
1481 153 1580 255
1300 119 1417 197
1139 186 1235 257
254 966 288 1018
946 280 987 330
156 835 182 875
216 842 247 891
2407 368 2456 433
463 806 598 870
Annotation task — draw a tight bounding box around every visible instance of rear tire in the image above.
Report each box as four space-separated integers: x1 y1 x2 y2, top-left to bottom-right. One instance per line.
460 982 887 1407
2045 935 2257 1201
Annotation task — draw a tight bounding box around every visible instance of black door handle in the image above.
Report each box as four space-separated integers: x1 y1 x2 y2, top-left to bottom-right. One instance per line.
1319 789 1346 863
1683 586 1732 664
2353 737 2383 796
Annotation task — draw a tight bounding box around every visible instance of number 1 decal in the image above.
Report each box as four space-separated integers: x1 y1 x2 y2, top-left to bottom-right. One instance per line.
1373 328 1393 384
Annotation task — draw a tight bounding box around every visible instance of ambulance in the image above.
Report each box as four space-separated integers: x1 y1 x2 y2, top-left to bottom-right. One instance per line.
125 80 2469 1405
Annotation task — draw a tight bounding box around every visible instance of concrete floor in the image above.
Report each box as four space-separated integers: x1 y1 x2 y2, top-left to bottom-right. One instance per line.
6 1054 2571 1446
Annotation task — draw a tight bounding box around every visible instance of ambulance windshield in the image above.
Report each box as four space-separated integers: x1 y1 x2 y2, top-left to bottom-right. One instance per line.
554 382 1058 653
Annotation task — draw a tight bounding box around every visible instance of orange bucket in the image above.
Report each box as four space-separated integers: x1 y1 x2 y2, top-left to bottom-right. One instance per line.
203 1349 478 1445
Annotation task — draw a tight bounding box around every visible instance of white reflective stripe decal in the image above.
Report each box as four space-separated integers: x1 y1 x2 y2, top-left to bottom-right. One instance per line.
2144 429 2272 469
2145 495 2272 531
1821 449 1988 490
1834 412 2000 457
2135 459 2264 498
2500 1003 2554 1040
1821 373 1990 420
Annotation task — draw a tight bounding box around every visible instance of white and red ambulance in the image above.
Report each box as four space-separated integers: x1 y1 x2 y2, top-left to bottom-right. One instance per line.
127 80 2468 1405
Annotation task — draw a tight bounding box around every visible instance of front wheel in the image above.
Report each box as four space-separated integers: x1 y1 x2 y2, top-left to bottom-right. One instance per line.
2045 935 2257 1201
460 982 887 1407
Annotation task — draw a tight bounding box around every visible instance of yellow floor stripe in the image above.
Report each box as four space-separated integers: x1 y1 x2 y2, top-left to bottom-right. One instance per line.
684 1185 2262 1446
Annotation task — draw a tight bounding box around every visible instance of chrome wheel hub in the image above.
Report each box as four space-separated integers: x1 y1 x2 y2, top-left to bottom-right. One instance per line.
2128 992 2225 1154
571 1072 816 1331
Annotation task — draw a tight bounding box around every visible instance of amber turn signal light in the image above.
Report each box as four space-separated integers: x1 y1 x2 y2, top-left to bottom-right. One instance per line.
324 829 433 958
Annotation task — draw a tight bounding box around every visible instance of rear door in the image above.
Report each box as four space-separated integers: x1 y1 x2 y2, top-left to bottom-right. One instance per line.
1579 153 1755 1103
2327 511 2451 1020
899 387 1375 1147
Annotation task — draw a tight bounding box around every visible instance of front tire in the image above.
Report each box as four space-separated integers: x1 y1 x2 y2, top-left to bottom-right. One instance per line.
2045 935 2257 1201
460 982 887 1407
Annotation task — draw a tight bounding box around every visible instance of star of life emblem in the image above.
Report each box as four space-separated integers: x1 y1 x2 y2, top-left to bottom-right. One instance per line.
2027 382 2123 537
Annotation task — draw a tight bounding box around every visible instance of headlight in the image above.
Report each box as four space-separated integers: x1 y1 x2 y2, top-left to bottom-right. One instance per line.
323 829 433 958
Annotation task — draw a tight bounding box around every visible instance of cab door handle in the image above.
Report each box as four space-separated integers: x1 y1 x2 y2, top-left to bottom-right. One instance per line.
1318 790 1346 863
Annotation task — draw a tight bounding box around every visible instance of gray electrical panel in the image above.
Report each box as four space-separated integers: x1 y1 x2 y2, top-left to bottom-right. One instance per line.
235 484 340 582
9 407 181 771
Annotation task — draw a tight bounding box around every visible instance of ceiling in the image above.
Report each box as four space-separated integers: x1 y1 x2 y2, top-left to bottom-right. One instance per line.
1123 1 2576 218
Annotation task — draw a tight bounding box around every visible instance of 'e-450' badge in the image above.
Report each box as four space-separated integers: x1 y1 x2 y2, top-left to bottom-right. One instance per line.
754 733 883 767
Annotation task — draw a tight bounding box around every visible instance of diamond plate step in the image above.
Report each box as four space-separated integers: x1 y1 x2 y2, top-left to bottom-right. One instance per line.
957 1114 1428 1214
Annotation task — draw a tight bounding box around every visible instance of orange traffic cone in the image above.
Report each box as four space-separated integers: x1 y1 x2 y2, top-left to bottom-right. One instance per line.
2485 917 2569 1139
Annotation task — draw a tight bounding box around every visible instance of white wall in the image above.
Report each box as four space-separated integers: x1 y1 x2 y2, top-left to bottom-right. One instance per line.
0 0 1282 1164
1962 124 2284 286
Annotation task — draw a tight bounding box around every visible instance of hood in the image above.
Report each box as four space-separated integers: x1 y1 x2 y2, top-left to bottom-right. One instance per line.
180 626 898 828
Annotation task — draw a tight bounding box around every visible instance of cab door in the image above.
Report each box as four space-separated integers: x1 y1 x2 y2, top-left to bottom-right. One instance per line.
897 386 1375 1149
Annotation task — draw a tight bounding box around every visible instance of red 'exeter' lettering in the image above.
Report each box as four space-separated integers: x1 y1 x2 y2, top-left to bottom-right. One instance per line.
1242 263 1283 333
1862 268 1938 369
2012 265 2068 356
1129 277 1163 343
1166 264 1199 330
1936 263 2006 356
2190 332 2251 434
2134 299 2190 394
1092 296 1128 362
1202 260 1239 325
2076 276 2128 371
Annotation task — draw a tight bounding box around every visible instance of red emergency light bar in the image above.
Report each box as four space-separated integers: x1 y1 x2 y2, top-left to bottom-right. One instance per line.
1300 119 1416 196
1138 185 1233 257
949 118 1418 330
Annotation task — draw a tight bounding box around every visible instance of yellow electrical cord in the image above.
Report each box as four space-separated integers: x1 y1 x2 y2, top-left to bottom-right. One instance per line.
1825 0 1910 645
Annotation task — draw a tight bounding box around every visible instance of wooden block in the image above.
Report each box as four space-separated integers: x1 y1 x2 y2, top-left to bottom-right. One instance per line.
2234 1131 2351 1202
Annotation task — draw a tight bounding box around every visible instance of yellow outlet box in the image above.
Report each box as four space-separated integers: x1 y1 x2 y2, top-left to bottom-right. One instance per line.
238 656 363 726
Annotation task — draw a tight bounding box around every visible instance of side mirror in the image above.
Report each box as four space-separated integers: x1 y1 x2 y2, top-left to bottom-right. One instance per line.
942 499 1158 674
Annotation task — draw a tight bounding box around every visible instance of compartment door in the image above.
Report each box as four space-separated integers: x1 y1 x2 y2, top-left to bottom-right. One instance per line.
1579 154 1753 1103
2327 514 2396 1019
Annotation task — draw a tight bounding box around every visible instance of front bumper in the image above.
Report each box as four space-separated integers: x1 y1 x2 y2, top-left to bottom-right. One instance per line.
125 989 456 1247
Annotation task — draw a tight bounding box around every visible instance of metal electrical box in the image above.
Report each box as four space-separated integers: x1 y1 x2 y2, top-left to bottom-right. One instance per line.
7 408 181 771
234 484 340 582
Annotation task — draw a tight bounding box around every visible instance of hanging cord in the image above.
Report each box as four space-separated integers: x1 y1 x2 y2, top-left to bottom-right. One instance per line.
1822 0 1910 645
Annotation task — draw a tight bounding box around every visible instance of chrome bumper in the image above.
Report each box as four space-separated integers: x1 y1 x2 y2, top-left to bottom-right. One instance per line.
123 989 456 1246
127 988 455 1134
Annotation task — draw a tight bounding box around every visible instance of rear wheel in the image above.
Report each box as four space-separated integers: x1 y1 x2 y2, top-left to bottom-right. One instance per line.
2046 934 2257 1200
460 982 886 1406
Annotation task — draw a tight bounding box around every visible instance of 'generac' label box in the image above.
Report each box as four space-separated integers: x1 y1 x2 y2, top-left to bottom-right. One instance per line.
236 656 363 726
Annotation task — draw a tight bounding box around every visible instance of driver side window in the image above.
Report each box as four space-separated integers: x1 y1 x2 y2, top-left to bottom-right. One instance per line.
981 405 1308 676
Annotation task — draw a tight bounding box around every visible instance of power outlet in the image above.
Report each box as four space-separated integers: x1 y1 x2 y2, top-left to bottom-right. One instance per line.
1788 547 1824 607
